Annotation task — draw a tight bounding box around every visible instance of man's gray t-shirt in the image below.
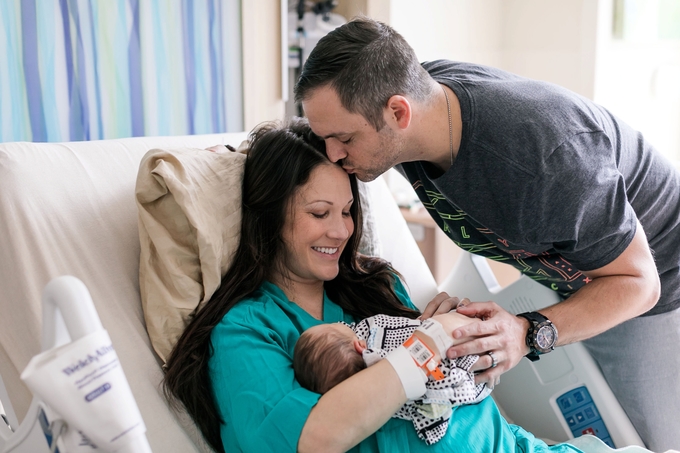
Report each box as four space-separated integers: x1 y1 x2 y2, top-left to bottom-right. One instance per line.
398 60 680 315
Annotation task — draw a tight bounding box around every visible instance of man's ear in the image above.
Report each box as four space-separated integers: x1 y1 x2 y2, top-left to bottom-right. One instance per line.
385 95 412 130
353 338 367 354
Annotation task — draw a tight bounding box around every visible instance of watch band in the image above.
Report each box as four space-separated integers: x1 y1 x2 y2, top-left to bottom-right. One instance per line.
517 311 556 362
517 311 549 325
525 350 541 362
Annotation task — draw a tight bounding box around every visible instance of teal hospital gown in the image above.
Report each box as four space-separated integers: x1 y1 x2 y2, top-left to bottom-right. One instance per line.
209 279 584 453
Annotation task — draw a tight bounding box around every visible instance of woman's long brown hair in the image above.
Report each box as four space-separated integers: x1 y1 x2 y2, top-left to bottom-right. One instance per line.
162 118 419 452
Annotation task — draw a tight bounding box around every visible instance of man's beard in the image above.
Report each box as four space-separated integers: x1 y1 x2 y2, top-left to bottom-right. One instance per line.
354 128 404 182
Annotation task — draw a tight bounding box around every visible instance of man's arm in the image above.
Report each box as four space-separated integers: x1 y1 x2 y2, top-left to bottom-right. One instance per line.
448 219 660 384
541 220 659 344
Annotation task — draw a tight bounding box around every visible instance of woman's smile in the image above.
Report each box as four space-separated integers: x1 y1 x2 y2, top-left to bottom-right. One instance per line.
312 246 340 256
276 162 354 286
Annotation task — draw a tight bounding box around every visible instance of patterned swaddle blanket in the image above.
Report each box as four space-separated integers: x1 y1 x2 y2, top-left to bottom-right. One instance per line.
350 314 491 445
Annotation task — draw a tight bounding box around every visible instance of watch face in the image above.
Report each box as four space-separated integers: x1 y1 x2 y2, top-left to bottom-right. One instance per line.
535 325 556 351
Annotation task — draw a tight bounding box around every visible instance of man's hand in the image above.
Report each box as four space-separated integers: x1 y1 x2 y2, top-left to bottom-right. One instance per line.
419 293 530 387
448 301 530 387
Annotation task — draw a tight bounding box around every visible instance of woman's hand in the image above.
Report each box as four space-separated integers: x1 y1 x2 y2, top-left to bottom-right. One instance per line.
446 301 530 388
419 292 466 319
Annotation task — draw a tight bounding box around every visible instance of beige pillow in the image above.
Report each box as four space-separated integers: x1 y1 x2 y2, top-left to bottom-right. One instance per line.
136 148 246 362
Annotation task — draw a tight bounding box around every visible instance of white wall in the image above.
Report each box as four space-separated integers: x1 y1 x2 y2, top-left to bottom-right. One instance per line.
242 0 286 130
389 0 505 68
594 0 680 161
390 0 599 98
499 0 600 99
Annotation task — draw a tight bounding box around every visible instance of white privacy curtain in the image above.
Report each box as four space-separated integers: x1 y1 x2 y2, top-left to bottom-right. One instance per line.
0 0 243 143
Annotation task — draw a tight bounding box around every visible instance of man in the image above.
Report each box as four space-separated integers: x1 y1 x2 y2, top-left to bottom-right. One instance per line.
294 17 680 451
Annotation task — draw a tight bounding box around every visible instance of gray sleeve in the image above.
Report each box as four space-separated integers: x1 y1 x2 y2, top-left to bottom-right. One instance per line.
525 131 637 271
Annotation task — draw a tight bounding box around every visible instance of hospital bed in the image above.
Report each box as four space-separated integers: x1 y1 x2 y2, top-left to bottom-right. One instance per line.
0 133 647 452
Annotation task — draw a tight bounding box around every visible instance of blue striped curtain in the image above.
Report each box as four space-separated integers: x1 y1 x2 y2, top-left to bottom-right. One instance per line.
0 0 243 143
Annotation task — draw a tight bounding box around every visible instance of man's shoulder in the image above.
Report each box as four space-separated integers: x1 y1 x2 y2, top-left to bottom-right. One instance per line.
422 59 582 108
422 59 523 84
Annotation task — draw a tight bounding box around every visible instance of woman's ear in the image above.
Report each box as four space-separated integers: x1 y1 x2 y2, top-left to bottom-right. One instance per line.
353 338 367 354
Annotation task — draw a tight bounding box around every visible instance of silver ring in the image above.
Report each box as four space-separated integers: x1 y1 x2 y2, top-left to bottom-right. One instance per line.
488 351 498 368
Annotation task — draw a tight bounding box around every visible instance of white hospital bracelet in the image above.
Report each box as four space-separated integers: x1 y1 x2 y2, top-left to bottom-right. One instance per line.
385 346 427 399
416 319 454 356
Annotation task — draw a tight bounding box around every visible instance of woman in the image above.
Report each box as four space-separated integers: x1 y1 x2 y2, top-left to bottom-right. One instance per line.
163 118 584 453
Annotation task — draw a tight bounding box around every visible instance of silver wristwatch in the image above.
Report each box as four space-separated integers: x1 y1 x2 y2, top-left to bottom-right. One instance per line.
516 311 558 362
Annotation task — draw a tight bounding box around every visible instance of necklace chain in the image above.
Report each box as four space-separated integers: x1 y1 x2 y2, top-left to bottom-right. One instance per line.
442 84 453 166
